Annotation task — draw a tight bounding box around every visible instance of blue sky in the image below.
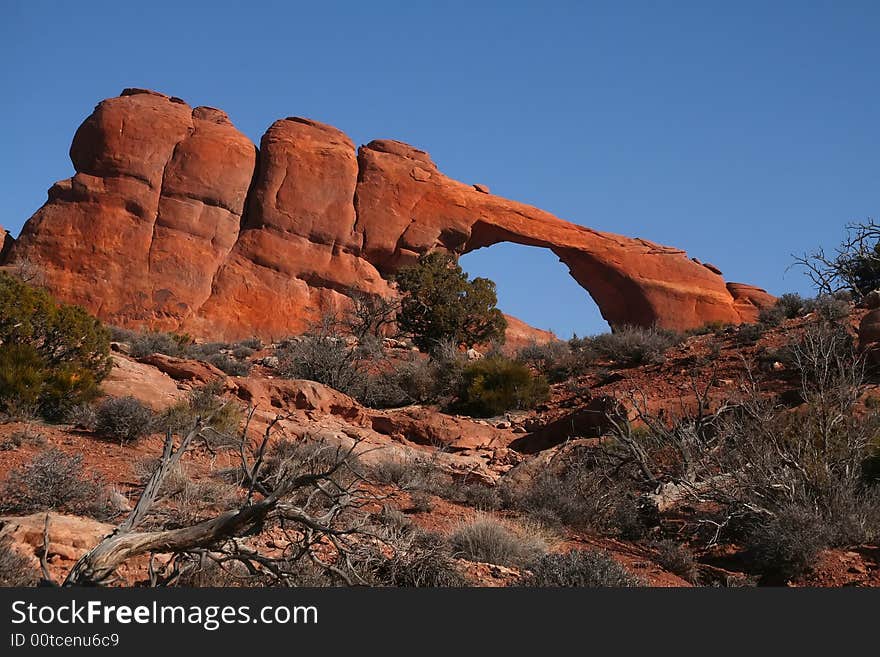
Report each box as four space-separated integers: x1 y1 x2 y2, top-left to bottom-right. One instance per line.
2 1 878 337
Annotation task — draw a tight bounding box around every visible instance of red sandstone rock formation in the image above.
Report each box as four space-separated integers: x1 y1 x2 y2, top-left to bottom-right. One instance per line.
0 225 12 261
4 89 774 339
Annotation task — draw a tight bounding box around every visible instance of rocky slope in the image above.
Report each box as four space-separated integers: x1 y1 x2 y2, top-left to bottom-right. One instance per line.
4 88 774 340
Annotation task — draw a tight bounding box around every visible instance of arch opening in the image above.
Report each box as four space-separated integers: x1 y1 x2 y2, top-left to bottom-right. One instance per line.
458 242 610 340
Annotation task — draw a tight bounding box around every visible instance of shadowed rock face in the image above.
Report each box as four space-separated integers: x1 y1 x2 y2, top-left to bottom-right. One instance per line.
5 89 773 340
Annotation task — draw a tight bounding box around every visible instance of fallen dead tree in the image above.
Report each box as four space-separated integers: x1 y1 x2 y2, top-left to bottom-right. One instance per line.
58 408 371 586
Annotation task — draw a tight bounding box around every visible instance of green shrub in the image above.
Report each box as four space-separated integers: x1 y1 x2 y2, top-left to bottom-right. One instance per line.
454 356 549 417
94 396 154 443
0 448 112 518
395 252 507 351
520 550 642 587
0 273 110 419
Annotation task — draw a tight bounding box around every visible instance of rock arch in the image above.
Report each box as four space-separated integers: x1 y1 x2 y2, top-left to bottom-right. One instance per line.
4 89 774 340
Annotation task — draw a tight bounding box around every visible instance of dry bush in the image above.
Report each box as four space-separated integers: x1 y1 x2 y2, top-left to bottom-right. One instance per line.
155 382 242 450
0 537 39 587
449 516 549 567
603 322 880 580
501 444 644 538
0 448 113 518
95 396 154 443
651 539 700 584
520 550 643 587
354 529 469 587
205 353 251 377
588 325 681 366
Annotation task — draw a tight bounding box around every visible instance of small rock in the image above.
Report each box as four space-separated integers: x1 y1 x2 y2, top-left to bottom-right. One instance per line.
466 348 483 361
473 183 490 194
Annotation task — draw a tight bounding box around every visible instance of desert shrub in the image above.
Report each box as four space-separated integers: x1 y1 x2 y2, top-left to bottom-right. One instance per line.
651 539 700 584
395 252 507 351
184 341 228 360
362 355 458 408
613 322 880 579
260 438 362 514
503 445 641 536
516 340 588 382
409 491 434 513
0 448 112 518
588 325 681 366
733 322 764 346
0 538 39 587
741 505 832 582
520 550 642 587
94 396 154 443
370 455 418 489
0 425 47 451
65 403 97 430
0 273 110 419
355 531 469 587
341 289 400 341
759 293 806 326
449 516 548 567
156 382 242 447
374 505 415 533
802 293 851 322
276 334 367 398
129 331 192 359
205 353 251 376
0 344 44 418
453 356 549 417
133 456 241 529
231 346 255 360
237 337 262 350
175 556 331 587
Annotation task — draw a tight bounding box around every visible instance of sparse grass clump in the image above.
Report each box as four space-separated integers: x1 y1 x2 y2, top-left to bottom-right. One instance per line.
520 550 643 587
94 396 153 443
0 448 112 518
449 516 549 567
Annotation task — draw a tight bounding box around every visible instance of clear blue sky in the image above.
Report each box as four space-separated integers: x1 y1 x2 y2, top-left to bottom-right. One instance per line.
2 1 878 337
